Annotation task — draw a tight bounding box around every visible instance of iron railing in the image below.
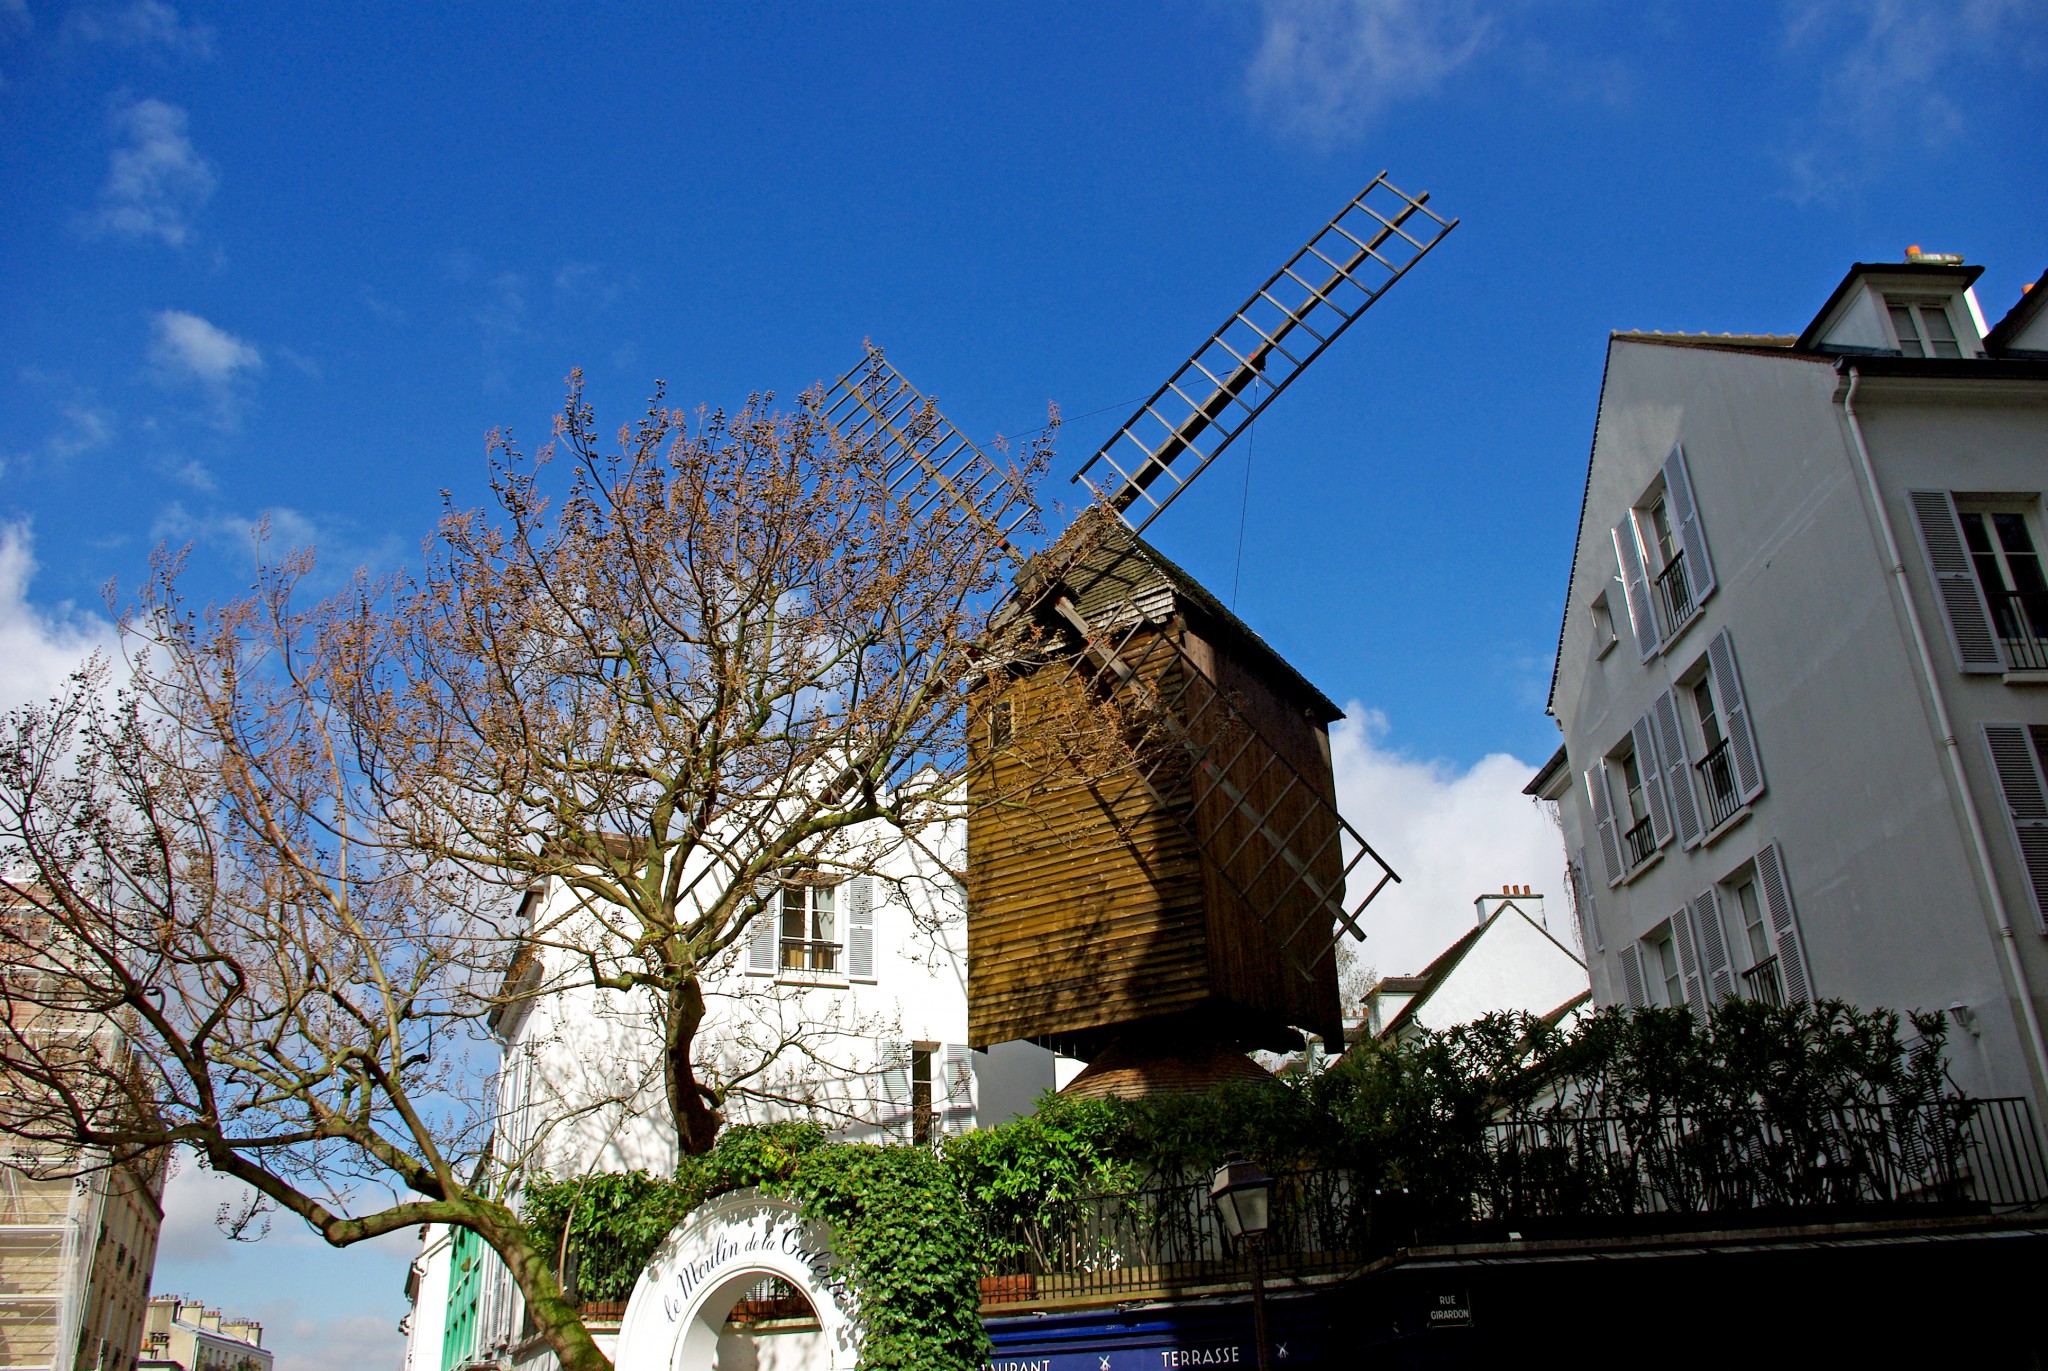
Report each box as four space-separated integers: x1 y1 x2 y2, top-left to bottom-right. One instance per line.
1654 550 1696 637
1623 816 1656 868
778 939 840 973
1741 955 1784 1007
977 1098 2048 1303
1994 589 2048 671
1477 1097 2046 1222
1696 738 1740 829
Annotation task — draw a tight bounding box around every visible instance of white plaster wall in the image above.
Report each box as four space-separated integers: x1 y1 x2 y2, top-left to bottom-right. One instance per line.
1410 911 1588 1034
399 1227 451 1371
1550 336 2048 1104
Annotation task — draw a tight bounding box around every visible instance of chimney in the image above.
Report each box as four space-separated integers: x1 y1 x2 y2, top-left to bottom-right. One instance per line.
200 1309 221 1333
1474 885 1545 929
222 1320 263 1349
178 1302 206 1328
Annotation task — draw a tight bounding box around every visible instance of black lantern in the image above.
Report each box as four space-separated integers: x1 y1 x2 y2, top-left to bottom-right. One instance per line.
1208 1153 1273 1241
1209 1154 1275 1371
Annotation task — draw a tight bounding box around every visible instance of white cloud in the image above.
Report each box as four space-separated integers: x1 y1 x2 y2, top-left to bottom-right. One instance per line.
1778 0 2044 200
1330 704 1570 982
148 310 261 423
152 502 403 585
48 403 115 459
1245 0 1494 140
0 523 118 713
91 97 216 246
64 1 215 58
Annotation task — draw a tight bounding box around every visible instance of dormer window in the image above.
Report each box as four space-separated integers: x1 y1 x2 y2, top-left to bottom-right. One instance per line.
1886 297 1964 357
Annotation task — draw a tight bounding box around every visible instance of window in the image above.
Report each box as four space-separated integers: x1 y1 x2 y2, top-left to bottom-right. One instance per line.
1590 592 1617 658
910 1043 936 1145
1651 931 1683 1009
1886 297 1964 357
779 883 839 972
1690 674 1739 829
1958 502 2048 670
1646 495 1699 638
1731 878 1783 1004
1619 749 1656 867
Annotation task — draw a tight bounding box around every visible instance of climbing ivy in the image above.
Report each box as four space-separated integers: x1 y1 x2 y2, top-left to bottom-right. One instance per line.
526 1122 988 1371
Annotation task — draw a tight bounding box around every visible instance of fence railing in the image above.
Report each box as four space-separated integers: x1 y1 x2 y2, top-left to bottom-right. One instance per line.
1995 589 2048 671
1696 738 1740 829
1655 550 1696 637
1623 816 1656 868
1740 956 1784 1007
977 1097 2048 1304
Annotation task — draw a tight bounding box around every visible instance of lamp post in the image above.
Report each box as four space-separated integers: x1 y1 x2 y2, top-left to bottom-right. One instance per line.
1209 1154 1274 1371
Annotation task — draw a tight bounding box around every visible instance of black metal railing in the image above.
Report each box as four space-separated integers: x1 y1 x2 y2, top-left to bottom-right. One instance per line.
976 1098 2048 1304
1476 1097 2046 1223
1994 589 2048 671
1696 739 1740 829
1741 956 1784 1006
1655 550 1695 636
1623 815 1656 868
779 938 841 973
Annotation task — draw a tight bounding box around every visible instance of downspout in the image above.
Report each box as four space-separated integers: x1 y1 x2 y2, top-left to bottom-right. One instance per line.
1838 364 2048 1109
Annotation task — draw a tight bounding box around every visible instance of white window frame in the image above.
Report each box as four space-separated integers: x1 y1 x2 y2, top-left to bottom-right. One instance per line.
776 882 844 981
1883 294 1970 358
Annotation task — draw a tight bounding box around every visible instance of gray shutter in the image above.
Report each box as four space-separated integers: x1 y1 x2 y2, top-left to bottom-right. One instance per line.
1652 689 1703 848
1614 515 1660 661
1983 725 2048 930
878 1042 911 1137
941 1043 974 1134
1588 765 1623 887
1692 888 1736 1003
1618 943 1647 1009
1663 444 1716 604
747 889 778 974
1705 629 1765 802
1908 489 2004 673
1753 842 1811 1002
846 875 876 979
1670 905 1708 1025
1631 711 1672 850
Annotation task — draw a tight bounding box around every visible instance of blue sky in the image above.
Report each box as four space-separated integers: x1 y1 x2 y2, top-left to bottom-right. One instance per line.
3 2 2045 1367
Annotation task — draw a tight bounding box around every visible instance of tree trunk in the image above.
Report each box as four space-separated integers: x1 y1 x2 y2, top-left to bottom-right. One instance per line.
471 1209 614 1371
665 977 724 1156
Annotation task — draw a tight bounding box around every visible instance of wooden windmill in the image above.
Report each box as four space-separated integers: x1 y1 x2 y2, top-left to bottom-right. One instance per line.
821 176 1456 1079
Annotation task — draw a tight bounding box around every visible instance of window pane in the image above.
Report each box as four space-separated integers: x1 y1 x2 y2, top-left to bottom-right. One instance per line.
1889 304 1925 356
1919 305 1961 357
1737 881 1769 964
1992 512 2039 558
813 886 835 943
1960 510 1992 555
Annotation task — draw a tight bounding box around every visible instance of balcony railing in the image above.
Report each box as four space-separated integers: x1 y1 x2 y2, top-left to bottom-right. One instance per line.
1741 955 1784 1007
1994 588 2048 671
1654 550 1696 636
975 1097 2048 1304
1623 815 1656 868
1696 738 1740 829
778 939 841 974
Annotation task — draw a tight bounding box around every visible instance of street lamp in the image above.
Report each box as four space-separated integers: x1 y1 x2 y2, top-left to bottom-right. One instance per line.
1209 1155 1273 1371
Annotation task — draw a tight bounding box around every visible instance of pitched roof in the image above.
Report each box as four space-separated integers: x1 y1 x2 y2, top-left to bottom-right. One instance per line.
1025 510 1344 722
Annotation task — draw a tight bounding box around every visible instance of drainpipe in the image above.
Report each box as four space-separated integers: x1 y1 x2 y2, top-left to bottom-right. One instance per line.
1838 364 2048 1112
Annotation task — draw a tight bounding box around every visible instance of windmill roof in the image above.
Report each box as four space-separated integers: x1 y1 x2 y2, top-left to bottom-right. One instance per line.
1029 511 1343 723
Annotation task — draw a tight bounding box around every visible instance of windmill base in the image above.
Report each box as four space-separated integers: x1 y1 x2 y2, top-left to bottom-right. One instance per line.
1053 1014 1291 1102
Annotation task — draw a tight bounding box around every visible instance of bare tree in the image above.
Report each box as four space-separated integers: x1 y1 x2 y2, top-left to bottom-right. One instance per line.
0 373 1050 1370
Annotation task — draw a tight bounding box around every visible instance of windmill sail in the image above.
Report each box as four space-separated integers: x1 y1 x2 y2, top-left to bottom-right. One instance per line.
1072 174 1456 536
820 344 1038 557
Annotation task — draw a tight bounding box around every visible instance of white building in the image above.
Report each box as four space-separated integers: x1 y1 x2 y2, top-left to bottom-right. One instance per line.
135 1299 268 1371
1357 889 1589 1041
1532 252 2048 1113
399 815 1059 1371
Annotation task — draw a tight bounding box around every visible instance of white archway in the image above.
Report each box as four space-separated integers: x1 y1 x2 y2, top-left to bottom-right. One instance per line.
611 1190 858 1371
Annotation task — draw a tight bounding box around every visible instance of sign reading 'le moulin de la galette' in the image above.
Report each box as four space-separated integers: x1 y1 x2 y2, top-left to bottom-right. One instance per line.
611 1189 859 1371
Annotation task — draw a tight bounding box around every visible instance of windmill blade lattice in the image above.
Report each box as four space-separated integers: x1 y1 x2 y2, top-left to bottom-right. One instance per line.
1073 174 1456 536
821 344 1038 557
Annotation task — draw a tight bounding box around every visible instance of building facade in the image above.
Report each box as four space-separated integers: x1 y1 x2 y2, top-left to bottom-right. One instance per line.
1534 255 2048 1112
397 815 1064 1371
135 1298 268 1371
